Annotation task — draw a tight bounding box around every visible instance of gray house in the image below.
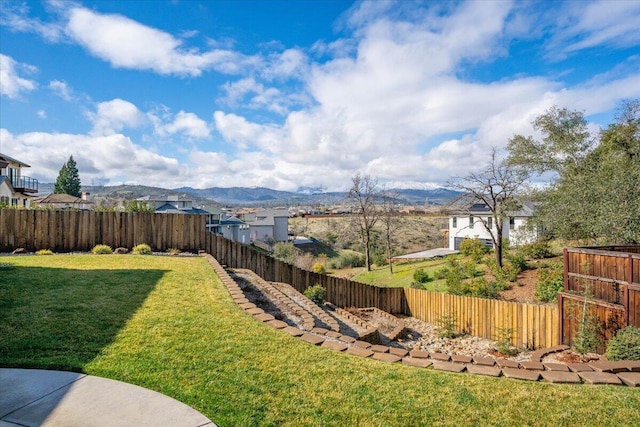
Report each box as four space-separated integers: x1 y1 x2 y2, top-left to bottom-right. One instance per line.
242 209 289 243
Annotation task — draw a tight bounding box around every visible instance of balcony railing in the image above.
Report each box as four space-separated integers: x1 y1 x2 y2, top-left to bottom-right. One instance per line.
12 176 38 193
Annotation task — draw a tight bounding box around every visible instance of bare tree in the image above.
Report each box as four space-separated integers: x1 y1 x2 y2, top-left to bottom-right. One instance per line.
379 188 403 274
347 173 379 271
449 148 529 268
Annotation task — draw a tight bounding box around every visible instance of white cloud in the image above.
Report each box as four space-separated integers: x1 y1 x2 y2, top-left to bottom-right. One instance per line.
0 2 65 42
37 110 47 119
88 99 146 136
546 1 640 58
48 79 72 100
0 54 37 99
64 6 258 76
0 128 186 186
161 111 210 139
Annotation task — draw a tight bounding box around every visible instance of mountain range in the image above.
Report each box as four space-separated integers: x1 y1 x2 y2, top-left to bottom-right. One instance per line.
37 183 460 208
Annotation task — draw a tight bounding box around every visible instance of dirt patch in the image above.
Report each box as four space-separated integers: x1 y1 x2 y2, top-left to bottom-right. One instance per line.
499 269 539 303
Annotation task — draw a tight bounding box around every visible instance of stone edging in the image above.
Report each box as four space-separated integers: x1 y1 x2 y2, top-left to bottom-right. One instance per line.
202 254 640 387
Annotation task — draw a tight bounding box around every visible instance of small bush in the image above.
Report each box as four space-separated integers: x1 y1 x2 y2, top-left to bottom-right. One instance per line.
506 251 527 272
36 249 53 255
459 238 487 263
132 243 152 255
495 324 518 356
436 313 461 339
535 263 564 302
330 251 366 269
92 244 113 254
521 241 554 259
605 326 640 361
304 285 326 306
312 262 326 274
413 269 430 284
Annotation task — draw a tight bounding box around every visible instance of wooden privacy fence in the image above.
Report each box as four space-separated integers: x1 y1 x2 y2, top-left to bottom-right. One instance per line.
404 288 558 348
0 209 206 252
561 246 640 353
2 208 559 348
206 232 558 348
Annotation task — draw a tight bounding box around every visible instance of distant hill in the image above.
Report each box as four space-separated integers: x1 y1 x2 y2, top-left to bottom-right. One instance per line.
173 186 460 207
38 183 460 208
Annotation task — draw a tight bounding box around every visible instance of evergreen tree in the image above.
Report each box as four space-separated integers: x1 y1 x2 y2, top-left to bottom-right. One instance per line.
54 156 82 197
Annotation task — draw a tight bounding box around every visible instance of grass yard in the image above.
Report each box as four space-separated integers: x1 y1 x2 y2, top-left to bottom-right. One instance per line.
350 257 452 290
1 255 639 426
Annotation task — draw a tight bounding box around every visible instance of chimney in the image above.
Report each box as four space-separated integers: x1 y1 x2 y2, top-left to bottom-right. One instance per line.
82 192 90 201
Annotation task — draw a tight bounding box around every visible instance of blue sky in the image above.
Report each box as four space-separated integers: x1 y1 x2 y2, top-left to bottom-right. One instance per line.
1 0 639 192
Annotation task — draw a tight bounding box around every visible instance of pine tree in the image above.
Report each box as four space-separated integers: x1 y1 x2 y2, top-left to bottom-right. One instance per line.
54 156 82 197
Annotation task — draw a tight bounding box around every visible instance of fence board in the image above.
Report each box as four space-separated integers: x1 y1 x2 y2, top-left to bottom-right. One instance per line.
562 247 640 351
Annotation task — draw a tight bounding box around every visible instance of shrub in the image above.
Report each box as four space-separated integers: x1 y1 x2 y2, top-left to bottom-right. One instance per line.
36 249 53 255
605 326 640 361
436 313 461 339
273 242 297 264
506 251 527 273
312 262 326 274
330 251 366 269
92 244 113 254
459 238 487 263
413 269 430 284
535 263 564 302
521 241 554 259
132 243 152 255
304 285 326 306
495 323 518 356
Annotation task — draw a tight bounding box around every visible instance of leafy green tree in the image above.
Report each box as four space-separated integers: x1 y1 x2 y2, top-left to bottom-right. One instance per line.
508 101 639 244
272 242 296 264
54 156 81 197
124 200 155 213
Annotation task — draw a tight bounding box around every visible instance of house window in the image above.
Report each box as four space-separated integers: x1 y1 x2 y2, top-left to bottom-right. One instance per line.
509 217 515 230
469 216 474 229
452 217 457 228
487 217 492 230
0 196 8 206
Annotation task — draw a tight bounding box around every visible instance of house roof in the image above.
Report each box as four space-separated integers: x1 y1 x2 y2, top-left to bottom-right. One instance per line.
155 203 210 215
452 201 536 217
32 194 93 204
0 153 30 168
220 214 245 225
137 195 192 202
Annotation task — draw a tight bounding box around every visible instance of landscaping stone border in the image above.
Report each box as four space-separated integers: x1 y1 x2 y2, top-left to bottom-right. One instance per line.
202 254 639 387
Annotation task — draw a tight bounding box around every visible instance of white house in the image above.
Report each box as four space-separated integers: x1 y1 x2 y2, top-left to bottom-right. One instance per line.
242 209 289 243
448 202 537 251
0 153 38 208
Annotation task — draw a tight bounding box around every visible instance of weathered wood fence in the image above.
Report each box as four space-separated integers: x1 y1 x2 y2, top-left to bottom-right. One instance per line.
0 209 206 252
206 231 558 348
2 209 558 348
560 246 640 353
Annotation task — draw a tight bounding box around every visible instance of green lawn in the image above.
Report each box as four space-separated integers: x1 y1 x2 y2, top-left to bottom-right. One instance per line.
351 257 452 290
1 255 639 426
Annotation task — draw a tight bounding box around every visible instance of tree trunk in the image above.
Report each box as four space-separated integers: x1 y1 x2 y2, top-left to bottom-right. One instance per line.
496 228 503 268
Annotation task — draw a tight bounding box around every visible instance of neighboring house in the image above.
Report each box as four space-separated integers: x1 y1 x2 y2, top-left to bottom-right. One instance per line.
448 202 537 251
31 193 94 210
209 212 251 244
0 153 38 208
137 195 250 243
242 209 289 243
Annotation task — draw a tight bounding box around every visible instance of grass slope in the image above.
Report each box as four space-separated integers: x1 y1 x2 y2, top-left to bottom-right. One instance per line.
1 255 638 426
